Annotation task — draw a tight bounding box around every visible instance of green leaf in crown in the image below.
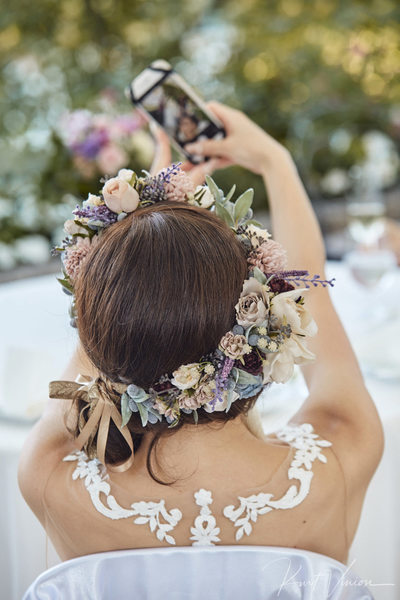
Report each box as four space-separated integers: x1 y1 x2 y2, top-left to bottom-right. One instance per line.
204 175 261 231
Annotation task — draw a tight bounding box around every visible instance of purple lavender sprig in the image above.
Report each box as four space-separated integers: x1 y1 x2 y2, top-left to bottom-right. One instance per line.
72 204 118 227
265 270 335 288
209 357 235 410
221 357 235 381
158 162 182 183
209 378 225 411
140 176 167 204
139 162 182 205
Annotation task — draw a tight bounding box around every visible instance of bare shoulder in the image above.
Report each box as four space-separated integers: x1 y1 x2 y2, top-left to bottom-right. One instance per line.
18 414 76 525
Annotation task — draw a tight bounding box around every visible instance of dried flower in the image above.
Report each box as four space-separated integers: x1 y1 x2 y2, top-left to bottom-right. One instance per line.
117 168 135 182
235 351 263 375
171 363 201 390
82 194 103 208
192 381 215 406
220 357 235 382
63 237 97 281
245 224 271 248
63 219 87 236
219 332 248 360
203 387 239 413
153 397 180 422
268 277 295 294
270 289 317 337
140 177 167 204
152 379 174 394
247 239 288 273
235 278 270 328
163 170 196 202
73 204 118 228
178 391 205 410
194 185 215 208
262 336 316 384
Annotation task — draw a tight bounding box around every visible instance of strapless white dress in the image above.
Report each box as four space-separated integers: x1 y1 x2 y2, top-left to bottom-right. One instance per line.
23 545 374 599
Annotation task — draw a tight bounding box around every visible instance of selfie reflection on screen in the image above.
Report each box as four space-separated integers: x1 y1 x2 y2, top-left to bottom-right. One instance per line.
142 82 217 145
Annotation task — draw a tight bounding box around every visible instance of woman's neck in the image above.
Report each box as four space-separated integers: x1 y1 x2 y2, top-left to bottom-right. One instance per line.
134 413 266 486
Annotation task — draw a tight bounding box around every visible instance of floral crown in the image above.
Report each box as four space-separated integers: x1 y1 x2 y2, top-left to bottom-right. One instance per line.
52 163 334 444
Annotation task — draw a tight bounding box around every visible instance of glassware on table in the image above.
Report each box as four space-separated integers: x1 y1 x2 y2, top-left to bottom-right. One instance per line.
345 185 395 291
343 247 399 381
344 187 399 380
344 247 397 290
344 147 400 379
346 159 387 248
346 200 386 247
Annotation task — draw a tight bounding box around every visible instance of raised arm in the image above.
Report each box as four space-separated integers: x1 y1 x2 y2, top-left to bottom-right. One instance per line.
185 102 384 484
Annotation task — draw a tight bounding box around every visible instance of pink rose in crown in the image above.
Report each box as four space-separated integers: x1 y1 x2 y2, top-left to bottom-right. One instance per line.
102 177 140 214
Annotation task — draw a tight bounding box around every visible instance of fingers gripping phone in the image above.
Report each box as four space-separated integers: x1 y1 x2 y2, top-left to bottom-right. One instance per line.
127 59 226 164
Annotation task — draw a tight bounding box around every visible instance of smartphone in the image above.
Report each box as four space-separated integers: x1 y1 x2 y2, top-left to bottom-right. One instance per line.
127 59 226 164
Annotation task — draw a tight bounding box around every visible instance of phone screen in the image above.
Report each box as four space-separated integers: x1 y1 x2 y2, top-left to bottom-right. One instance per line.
138 77 224 152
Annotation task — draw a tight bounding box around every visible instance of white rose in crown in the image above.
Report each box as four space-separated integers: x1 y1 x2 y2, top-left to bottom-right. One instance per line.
171 364 201 390
102 177 140 214
64 219 88 236
262 336 316 384
270 289 318 336
195 186 215 208
245 224 271 248
117 168 135 182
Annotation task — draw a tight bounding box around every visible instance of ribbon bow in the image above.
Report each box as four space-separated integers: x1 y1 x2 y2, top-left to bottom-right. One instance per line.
49 374 134 473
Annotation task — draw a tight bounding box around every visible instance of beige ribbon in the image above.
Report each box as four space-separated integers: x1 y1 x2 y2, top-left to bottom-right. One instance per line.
49 374 134 473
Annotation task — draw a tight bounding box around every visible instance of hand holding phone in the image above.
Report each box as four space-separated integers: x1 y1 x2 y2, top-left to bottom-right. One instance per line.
184 101 291 176
128 60 226 164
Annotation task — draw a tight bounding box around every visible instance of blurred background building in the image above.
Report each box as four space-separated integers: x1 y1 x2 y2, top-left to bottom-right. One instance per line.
0 0 399 278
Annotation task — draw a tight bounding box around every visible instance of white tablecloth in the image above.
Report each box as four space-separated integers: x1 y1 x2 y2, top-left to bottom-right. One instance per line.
0 263 399 599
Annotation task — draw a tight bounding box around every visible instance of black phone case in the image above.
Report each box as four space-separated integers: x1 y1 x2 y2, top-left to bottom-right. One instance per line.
128 64 225 164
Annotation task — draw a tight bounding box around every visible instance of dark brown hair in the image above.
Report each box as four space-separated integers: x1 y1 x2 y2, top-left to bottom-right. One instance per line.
73 201 257 483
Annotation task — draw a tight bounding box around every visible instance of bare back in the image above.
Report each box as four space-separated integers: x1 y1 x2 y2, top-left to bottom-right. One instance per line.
39 421 349 564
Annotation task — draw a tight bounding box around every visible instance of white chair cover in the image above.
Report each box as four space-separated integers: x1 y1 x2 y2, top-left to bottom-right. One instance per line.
23 545 374 600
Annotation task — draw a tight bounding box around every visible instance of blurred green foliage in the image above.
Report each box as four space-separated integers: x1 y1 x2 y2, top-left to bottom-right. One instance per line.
0 0 399 268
